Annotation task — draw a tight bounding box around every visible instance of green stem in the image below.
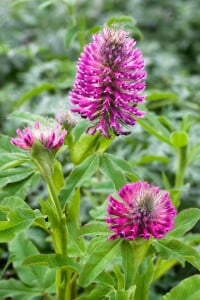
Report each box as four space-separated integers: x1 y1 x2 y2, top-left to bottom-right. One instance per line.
174 146 188 206
32 151 72 299
47 178 64 221
46 178 70 300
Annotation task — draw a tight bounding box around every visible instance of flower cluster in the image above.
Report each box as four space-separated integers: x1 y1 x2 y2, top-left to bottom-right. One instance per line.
106 181 176 240
11 121 67 151
70 27 146 137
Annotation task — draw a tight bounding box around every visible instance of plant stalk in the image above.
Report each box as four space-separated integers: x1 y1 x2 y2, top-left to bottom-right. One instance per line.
174 145 188 206
46 177 70 300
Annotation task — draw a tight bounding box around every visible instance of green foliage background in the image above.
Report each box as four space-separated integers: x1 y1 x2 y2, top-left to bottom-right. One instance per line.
0 0 200 299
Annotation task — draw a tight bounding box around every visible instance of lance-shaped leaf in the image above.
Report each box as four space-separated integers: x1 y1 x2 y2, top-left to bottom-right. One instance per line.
79 239 121 287
9 232 55 289
121 240 135 289
78 221 110 237
162 275 200 300
138 112 171 145
76 285 110 300
153 239 200 270
0 167 34 188
59 154 100 208
0 279 42 300
0 209 35 242
23 254 80 272
99 154 127 190
166 208 200 238
0 153 29 171
134 256 154 300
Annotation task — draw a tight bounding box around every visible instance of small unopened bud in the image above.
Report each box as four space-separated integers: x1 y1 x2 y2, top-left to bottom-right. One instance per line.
55 111 77 131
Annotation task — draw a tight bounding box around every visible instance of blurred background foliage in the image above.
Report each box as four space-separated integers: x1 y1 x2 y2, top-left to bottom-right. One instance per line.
0 0 200 298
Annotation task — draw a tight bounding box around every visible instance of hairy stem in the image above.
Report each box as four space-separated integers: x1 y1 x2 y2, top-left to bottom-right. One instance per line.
46 178 70 300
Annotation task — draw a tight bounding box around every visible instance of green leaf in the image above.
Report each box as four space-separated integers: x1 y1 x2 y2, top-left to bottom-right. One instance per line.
68 188 81 222
121 240 135 289
39 199 59 228
104 153 138 176
0 279 42 300
39 0 56 9
146 90 178 109
65 24 79 49
0 167 34 188
188 143 200 163
23 254 80 272
89 201 107 220
78 221 110 237
66 189 85 256
0 173 40 200
138 155 169 164
0 254 15 279
76 286 110 300
170 131 189 148
0 209 35 242
0 207 8 221
95 271 115 287
162 275 200 300
100 154 127 190
132 239 152 271
0 152 29 170
9 232 54 288
79 239 120 287
115 288 137 300
72 120 89 143
166 208 200 238
13 83 55 108
146 90 178 102
134 257 154 300
1 196 30 209
86 236 105 255
153 239 200 270
153 258 176 282
107 15 136 26
67 219 85 257
138 112 171 145
0 135 24 153
51 159 65 193
8 111 47 124
70 133 100 164
59 154 100 208
115 290 129 300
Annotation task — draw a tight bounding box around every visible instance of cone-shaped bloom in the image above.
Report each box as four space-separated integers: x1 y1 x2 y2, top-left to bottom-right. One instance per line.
70 27 146 137
106 182 176 240
11 121 67 150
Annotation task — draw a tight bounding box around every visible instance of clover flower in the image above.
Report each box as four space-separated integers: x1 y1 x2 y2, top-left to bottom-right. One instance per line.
106 181 176 240
11 121 67 150
70 27 146 137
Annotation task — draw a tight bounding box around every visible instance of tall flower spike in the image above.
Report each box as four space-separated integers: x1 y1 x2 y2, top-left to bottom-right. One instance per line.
106 182 176 240
70 27 146 137
11 121 67 150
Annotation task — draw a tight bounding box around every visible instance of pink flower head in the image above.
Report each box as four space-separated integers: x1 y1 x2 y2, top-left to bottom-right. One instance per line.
70 27 146 137
106 182 176 240
11 121 67 150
